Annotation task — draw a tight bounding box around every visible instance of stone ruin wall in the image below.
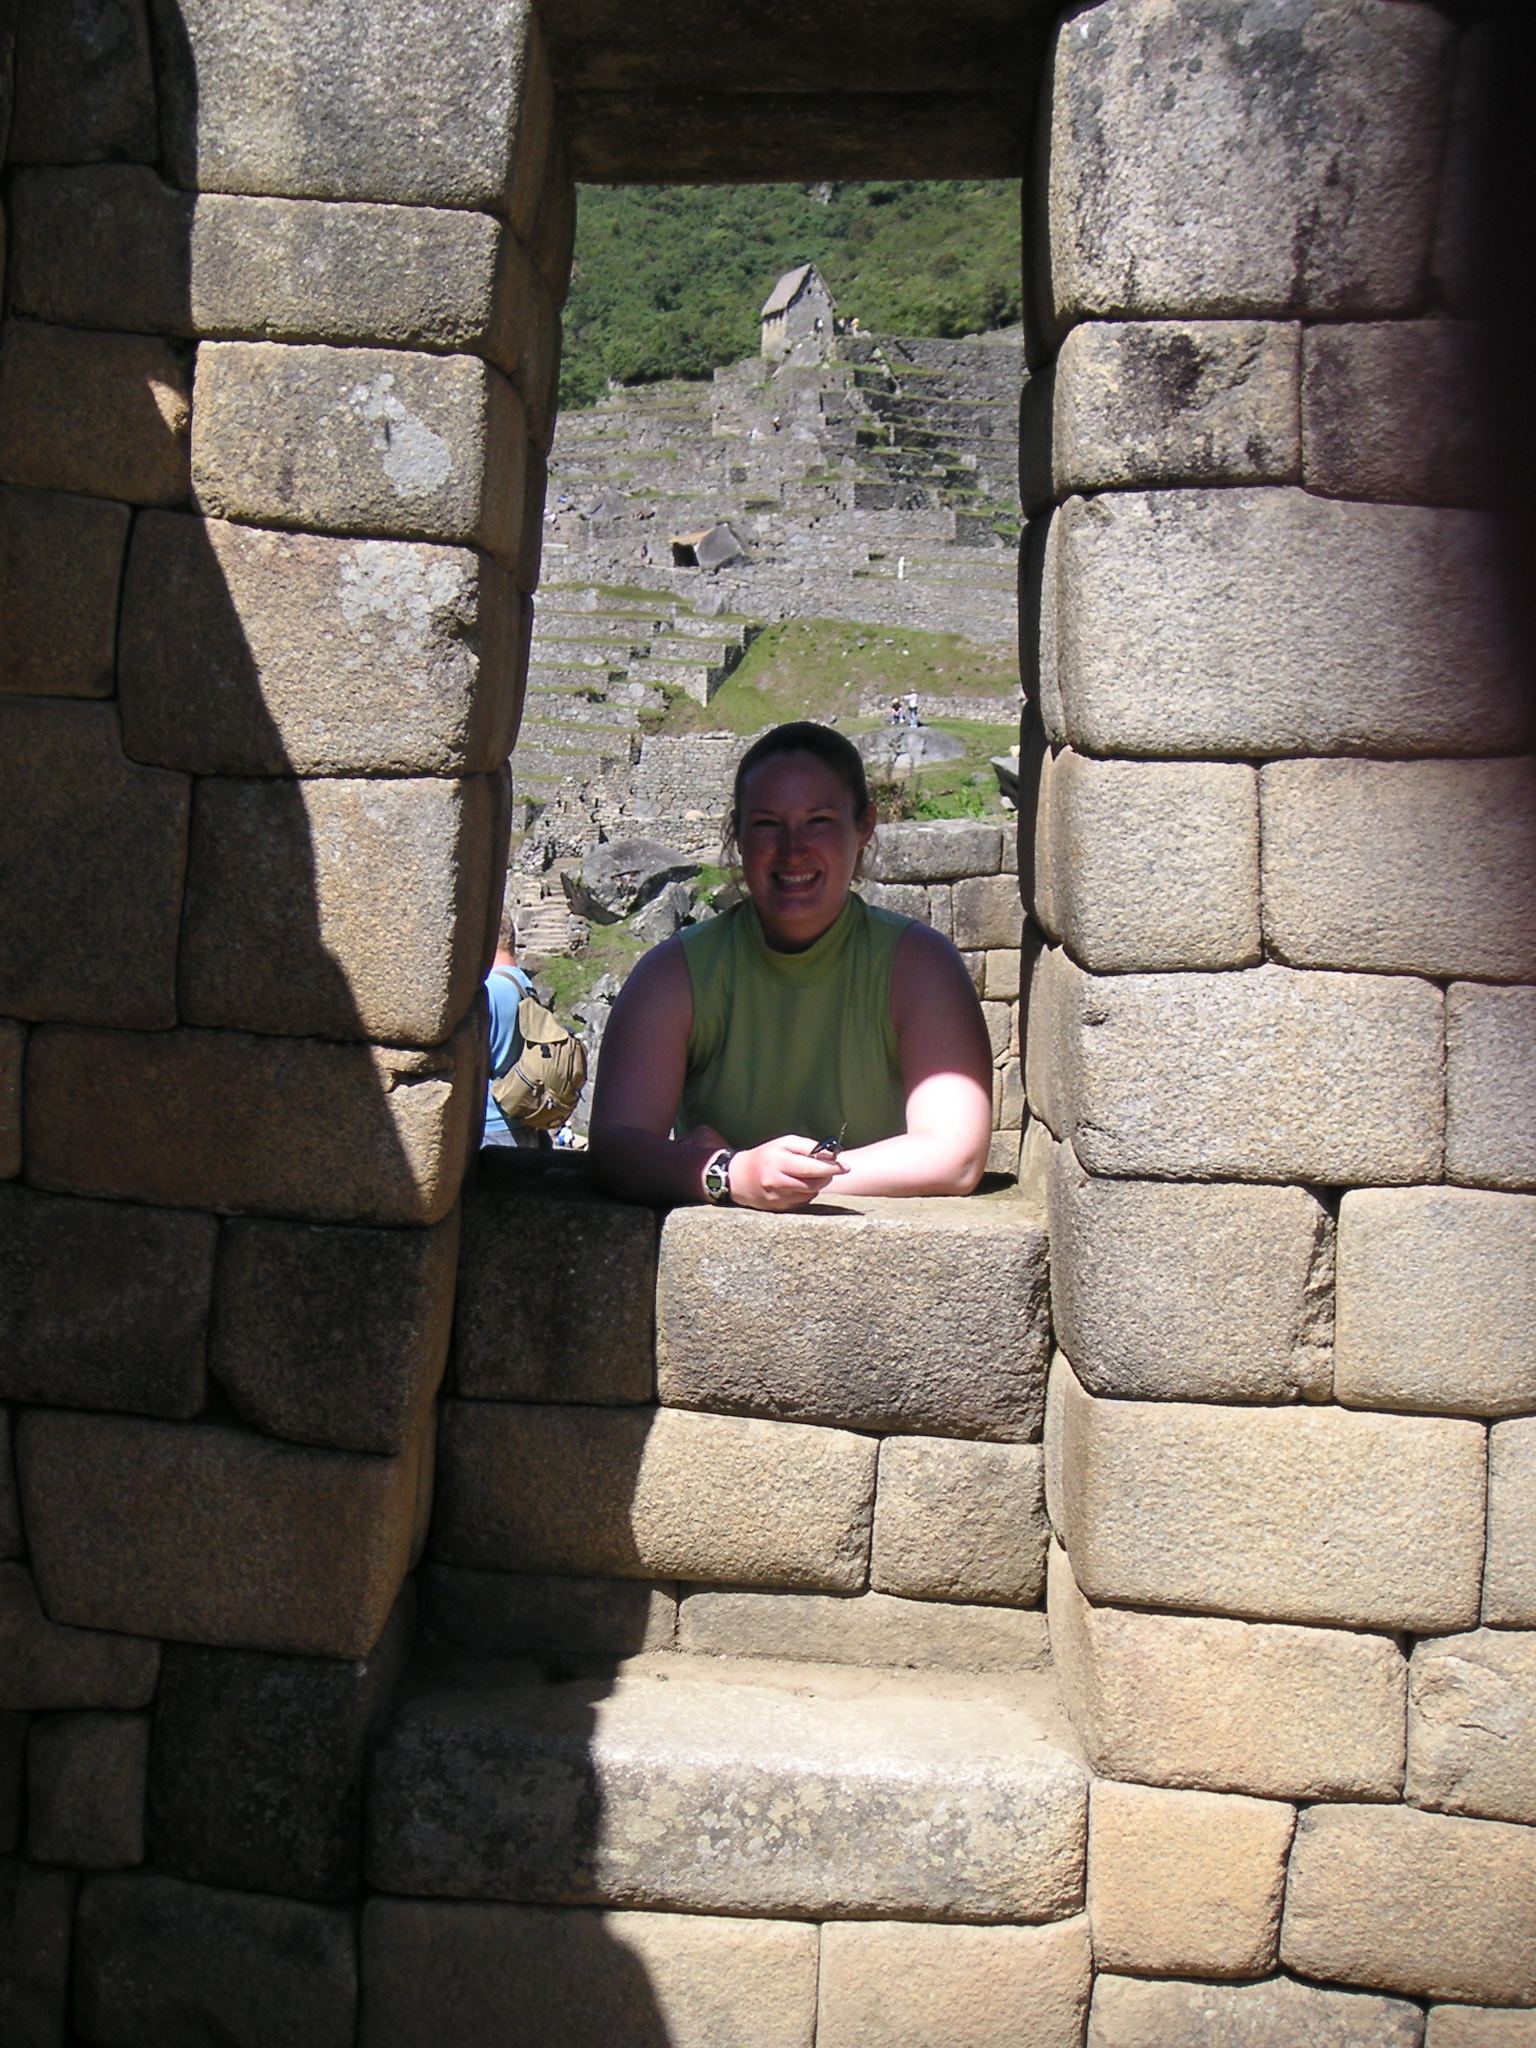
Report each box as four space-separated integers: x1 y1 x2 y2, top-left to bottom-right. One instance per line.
0 1 1533 2044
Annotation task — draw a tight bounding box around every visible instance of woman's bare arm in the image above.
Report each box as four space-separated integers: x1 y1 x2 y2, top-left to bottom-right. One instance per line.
830 920 995 1198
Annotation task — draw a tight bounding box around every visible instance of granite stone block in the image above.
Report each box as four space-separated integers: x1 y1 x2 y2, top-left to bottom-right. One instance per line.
27 1711 147 1869
0 700 189 1031
1408 1629 1536 1827
192 342 524 557
1335 1188 1536 1418
1088 1972 1425 2048
676 1587 1051 1675
73 1871 357 2048
0 1187 215 1420
1049 489 1529 760
1485 1418 1536 1627
456 1167 657 1406
17 1412 425 1658
0 1412 19 1560
1447 984 1536 1192
818 1917 1092 2048
1048 1545 1406 1802
0 484 128 697
1047 1141 1333 1404
872 1437 1046 1607
148 1593 413 1902
8 0 157 163
1281 1802 1536 2006
1261 758 1536 983
1304 321 1486 507
212 1211 457 1454
657 1197 1049 1440
360 1899 817 2048
434 1400 876 1594
0 1564 159 1712
1049 1356 1485 1632
119 512 524 776
421 1566 677 1661
1044 0 1450 329
0 322 190 506
25 1017 481 1226
0 1859 75 2048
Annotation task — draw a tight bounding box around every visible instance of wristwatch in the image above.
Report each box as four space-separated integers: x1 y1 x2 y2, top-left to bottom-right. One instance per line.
702 1148 736 1205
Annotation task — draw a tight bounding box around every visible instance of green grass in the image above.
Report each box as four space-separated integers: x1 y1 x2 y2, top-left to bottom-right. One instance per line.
536 923 649 1016
561 181 1022 409
641 617 1019 738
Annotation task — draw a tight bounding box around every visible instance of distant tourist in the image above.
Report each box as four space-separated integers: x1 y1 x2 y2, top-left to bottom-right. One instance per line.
904 690 920 727
589 722 992 1209
482 930 586 1149
887 697 904 725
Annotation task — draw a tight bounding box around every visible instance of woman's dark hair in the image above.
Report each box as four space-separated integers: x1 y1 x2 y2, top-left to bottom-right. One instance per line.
722 721 875 869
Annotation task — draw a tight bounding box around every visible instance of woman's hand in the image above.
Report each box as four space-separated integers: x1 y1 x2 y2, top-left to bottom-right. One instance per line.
729 1136 848 1211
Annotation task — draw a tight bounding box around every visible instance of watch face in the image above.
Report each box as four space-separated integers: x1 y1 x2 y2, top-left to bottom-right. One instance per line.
705 1153 730 1201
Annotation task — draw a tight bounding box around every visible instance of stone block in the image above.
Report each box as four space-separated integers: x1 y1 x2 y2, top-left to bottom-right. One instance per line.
158 0 548 217
1022 321 1299 513
361 1899 816 2048
191 195 541 370
0 484 128 697
1047 1142 1333 1404
925 884 954 939
73 1871 357 2048
866 820 1002 884
119 512 523 777
533 144 577 305
986 1128 1022 1177
818 1917 1091 2048
7 0 157 162
211 1211 457 1454
1304 321 1486 507
1262 759 1536 983
657 1198 1048 1440
872 1438 1046 1607
0 322 190 506
1041 749 1260 971
0 1187 216 1420
0 1412 19 1560
1430 24 1493 320
178 773 495 1045
677 1587 1051 1674
367 1661 1087 1919
1336 1188 1535 1418
981 1000 1012 1060
25 1015 480 1226
1429 2013 1536 2047
27 1711 147 1868
1088 1973 1426 2048
985 950 1021 1001
1448 985 1536 1193
147 1592 413 1903
0 700 189 1031
434 1400 876 1594
1049 1355 1485 1631
1281 1802 1536 2006
1048 1545 1407 1801
456 1166 657 1405
192 342 524 558
0 1564 158 1711
1485 1419 1536 1628
1408 1629 1536 1828
0 1859 75 2048
1029 949 1444 1185
17 1411 426 1658
422 1565 677 1660
0 1717 22 1853
1088 1779 1294 1979
1050 489 1530 760
1044 0 1450 330
859 881 928 922
952 872 1024 951
0 1024 20 1181
8 167 194 337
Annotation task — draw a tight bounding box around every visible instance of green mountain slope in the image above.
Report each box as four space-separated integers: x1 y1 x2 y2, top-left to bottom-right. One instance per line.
560 181 1022 410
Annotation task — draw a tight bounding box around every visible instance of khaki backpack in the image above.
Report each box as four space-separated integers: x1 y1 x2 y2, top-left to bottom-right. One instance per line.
489 990 588 1133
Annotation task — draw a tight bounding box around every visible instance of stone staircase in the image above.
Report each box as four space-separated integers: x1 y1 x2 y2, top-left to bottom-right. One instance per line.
512 587 761 832
355 1154 1088 2044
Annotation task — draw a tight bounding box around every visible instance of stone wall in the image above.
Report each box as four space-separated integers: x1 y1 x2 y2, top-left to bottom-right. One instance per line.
1020 0 1536 2034
0 0 1533 2042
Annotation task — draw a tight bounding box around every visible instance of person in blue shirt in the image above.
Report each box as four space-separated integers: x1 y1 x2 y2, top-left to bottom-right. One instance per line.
482 941 546 1149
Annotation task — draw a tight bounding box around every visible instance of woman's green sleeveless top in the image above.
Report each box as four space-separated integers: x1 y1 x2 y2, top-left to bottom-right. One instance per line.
676 893 911 1150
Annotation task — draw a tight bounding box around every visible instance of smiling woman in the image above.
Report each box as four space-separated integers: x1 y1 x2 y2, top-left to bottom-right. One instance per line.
588 722 995 1210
